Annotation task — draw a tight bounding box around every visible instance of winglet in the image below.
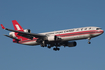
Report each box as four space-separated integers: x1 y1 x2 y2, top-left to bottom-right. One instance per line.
0 24 5 29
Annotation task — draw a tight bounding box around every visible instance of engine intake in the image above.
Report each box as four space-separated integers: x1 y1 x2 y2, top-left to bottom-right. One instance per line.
47 35 61 41
24 29 31 33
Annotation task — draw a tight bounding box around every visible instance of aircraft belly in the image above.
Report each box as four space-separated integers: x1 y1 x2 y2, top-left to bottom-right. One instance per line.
61 34 90 41
92 33 101 37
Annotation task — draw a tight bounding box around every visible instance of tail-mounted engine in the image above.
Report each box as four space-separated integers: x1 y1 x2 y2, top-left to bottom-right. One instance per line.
47 35 61 41
24 29 31 33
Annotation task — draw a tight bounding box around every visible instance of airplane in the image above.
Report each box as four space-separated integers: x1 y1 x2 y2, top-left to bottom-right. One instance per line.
1 20 104 51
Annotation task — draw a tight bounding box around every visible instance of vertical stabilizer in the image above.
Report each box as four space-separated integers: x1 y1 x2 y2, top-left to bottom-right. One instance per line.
12 20 27 41
12 20 24 31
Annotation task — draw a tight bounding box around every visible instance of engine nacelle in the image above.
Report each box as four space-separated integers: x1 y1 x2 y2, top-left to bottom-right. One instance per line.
63 41 77 47
24 29 31 33
9 32 16 38
47 35 61 41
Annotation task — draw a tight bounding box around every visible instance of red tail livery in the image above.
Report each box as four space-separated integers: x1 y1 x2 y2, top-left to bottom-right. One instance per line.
12 20 24 31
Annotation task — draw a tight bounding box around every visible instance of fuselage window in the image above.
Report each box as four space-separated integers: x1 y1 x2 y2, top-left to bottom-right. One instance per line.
89 28 91 30
96 28 102 30
85 28 87 30
76 29 79 31
81 28 83 31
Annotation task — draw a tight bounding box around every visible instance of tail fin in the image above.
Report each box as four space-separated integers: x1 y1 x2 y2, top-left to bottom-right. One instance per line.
12 20 24 31
12 20 27 41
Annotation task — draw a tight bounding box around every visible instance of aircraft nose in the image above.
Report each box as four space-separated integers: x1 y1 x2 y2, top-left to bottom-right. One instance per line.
101 30 104 34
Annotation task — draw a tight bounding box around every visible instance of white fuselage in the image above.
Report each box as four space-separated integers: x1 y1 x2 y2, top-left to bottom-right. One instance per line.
19 26 104 45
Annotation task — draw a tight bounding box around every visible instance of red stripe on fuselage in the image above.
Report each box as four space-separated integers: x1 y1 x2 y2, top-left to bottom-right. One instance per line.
56 30 99 37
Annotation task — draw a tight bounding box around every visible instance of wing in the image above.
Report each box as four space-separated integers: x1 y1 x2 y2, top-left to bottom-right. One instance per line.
1 24 46 39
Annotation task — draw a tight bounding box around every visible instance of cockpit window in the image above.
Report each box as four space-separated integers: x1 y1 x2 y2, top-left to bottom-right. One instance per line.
96 28 102 30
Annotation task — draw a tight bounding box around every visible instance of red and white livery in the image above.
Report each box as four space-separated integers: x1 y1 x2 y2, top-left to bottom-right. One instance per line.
1 20 104 51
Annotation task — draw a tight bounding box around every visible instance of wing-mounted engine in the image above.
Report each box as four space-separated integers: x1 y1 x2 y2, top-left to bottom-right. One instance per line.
24 29 31 33
9 32 16 38
47 35 61 41
63 41 77 47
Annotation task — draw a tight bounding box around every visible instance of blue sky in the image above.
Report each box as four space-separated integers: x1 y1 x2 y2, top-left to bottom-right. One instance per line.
0 0 105 70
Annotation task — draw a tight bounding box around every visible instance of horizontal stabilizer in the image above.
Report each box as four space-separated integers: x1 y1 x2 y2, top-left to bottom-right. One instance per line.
4 35 20 41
